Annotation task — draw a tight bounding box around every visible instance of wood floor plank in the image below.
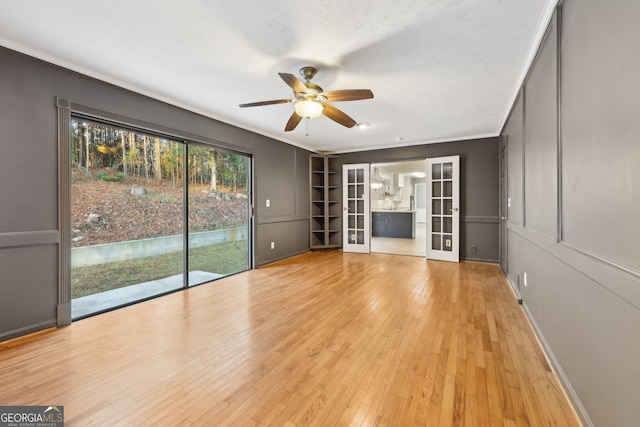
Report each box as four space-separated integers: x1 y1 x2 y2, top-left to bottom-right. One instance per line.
0 252 581 426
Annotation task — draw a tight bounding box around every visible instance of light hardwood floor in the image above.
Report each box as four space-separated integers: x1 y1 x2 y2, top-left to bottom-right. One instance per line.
0 251 581 426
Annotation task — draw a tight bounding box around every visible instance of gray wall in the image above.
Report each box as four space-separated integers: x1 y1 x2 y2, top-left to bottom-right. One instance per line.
341 137 500 262
500 2 640 426
0 46 310 341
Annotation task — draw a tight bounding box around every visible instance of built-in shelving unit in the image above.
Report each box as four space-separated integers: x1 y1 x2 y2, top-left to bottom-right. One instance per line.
310 155 342 249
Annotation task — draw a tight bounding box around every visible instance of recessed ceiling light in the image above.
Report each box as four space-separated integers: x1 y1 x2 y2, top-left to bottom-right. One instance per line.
357 123 369 129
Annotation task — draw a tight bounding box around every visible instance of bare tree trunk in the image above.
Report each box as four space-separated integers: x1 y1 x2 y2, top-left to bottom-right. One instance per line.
143 136 149 182
173 164 177 188
120 130 127 176
154 137 162 183
78 125 84 170
210 151 218 192
128 132 136 178
84 124 90 175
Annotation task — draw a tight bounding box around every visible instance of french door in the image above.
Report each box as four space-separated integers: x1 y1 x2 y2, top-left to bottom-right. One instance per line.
426 156 460 262
342 163 370 253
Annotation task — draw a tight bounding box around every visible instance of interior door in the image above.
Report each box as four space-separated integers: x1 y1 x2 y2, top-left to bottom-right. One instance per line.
426 155 460 262
342 163 370 253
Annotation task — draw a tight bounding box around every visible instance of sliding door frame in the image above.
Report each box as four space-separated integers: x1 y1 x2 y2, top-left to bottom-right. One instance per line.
58 99 254 323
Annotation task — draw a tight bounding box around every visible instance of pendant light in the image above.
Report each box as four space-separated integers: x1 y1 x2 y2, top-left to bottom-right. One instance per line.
371 167 384 189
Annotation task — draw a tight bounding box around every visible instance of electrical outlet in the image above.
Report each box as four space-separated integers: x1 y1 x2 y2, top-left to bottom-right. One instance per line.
266 199 270 207
270 241 275 249
470 245 477 254
507 197 511 208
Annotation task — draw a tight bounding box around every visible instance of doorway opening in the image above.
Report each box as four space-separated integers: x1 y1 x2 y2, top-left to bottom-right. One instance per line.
370 160 427 257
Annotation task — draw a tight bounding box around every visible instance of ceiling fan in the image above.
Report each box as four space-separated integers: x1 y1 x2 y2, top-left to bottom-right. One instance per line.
239 66 374 132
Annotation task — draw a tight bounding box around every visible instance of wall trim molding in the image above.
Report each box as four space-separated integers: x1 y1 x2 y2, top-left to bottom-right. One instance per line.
508 224 640 311
259 216 310 225
513 290 593 427
0 320 57 342
258 248 310 267
462 215 499 224
0 230 59 249
56 97 72 327
558 241 640 283
462 256 499 264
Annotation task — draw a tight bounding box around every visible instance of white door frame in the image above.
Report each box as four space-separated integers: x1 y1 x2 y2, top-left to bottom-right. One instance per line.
426 155 460 262
414 182 427 223
342 163 370 253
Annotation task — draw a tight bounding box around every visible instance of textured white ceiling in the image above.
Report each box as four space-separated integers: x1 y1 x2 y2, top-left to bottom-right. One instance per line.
0 0 556 153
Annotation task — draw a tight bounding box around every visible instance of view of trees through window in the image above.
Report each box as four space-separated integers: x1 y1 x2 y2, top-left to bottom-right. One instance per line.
70 118 250 317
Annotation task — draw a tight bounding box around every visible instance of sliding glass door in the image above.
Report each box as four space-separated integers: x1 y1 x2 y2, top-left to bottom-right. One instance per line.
187 145 250 286
70 118 251 318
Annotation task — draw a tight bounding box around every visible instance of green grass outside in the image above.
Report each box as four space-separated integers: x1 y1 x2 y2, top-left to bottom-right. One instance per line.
71 240 248 299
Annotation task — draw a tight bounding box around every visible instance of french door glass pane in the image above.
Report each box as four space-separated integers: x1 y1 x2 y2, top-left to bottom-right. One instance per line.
432 181 441 197
443 199 453 215
443 162 453 179
443 181 453 197
70 119 184 318
432 217 442 233
432 234 442 250
188 146 250 286
432 164 442 180
432 199 442 215
443 234 453 251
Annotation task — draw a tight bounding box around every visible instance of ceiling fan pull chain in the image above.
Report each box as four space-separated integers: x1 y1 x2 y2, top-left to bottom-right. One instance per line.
306 118 309 137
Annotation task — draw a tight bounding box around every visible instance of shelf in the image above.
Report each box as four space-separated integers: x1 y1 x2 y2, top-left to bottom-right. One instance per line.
310 154 342 250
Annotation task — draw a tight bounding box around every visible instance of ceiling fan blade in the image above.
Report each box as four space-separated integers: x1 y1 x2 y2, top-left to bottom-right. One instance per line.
284 112 303 132
239 99 291 108
279 73 308 94
322 103 357 128
322 89 374 102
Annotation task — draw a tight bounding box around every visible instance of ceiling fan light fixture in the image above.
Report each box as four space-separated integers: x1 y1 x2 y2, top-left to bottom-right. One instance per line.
295 100 324 119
